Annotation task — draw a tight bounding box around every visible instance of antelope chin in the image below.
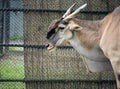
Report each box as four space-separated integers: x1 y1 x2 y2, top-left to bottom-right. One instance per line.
47 46 56 52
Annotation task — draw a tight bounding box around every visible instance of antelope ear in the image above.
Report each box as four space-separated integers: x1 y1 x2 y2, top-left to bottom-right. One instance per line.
69 24 83 31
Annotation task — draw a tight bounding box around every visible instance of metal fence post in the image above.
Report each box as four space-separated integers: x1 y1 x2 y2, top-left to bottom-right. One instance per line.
0 0 4 56
4 0 10 53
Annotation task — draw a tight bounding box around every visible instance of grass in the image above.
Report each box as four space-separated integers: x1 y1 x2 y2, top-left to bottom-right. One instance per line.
0 55 25 89
9 47 23 52
0 82 25 89
0 59 24 79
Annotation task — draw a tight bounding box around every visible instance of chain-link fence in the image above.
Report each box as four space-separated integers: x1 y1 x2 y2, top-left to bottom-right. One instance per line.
0 0 120 89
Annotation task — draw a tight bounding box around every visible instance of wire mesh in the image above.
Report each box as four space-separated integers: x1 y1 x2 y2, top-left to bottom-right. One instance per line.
0 0 120 89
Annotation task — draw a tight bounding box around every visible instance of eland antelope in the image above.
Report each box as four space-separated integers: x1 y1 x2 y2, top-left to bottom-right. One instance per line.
45 3 120 89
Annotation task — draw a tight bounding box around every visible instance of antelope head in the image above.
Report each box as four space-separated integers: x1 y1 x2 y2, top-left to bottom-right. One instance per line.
46 3 87 51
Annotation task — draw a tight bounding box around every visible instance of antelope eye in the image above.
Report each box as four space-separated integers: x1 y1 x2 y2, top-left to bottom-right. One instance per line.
59 27 64 30
58 24 66 31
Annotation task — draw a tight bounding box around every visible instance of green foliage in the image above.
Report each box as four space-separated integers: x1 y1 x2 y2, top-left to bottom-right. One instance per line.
10 33 23 41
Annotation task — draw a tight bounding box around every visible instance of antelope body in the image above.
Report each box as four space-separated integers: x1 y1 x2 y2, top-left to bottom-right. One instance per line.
46 3 120 89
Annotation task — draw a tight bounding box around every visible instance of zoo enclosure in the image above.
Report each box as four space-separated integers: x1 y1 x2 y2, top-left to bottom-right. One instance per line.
0 0 120 89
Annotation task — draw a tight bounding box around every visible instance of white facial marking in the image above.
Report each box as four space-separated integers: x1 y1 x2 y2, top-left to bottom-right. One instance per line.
58 24 66 28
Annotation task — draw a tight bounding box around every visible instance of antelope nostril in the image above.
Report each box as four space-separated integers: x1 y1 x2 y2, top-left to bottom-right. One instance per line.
45 44 49 48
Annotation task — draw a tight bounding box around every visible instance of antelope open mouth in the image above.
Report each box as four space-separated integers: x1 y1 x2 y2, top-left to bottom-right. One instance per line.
45 43 56 52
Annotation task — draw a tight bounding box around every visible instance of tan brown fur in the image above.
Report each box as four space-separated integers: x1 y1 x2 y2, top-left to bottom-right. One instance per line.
76 28 100 49
100 6 120 89
72 19 101 49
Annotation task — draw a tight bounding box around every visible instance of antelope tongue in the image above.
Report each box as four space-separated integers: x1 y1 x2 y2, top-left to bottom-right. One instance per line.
47 45 54 50
46 43 56 52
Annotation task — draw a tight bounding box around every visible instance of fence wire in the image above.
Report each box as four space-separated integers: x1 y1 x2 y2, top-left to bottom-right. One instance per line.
0 0 120 89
